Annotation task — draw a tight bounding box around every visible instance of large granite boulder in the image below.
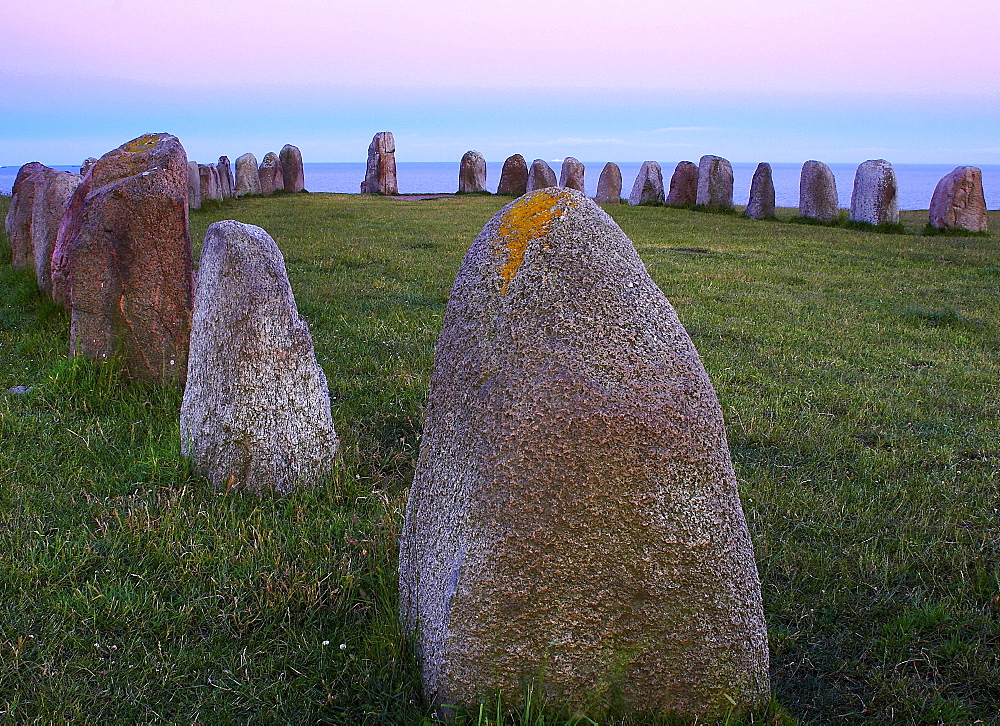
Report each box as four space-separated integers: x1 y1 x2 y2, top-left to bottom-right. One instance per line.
696 155 734 210
496 154 528 196
363 131 398 194
745 162 775 220
849 159 898 226
49 133 194 384
234 153 261 197
665 161 699 206
928 166 988 232
188 161 202 210
33 167 83 297
180 220 339 494
526 159 557 192
279 144 305 192
199 163 222 202
595 162 621 204
217 156 234 198
799 160 839 222
5 162 47 270
400 187 770 720
628 160 664 205
458 150 487 193
559 157 585 193
258 152 284 195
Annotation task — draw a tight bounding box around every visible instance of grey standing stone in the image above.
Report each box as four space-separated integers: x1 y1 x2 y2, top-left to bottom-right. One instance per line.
363 132 398 194
594 162 622 204
400 187 769 719
928 166 988 232
799 160 839 223
745 163 775 220
81 157 99 176
181 220 339 494
199 164 221 202
458 150 487 193
33 167 83 296
496 154 528 196
217 156 234 199
665 161 699 207
258 152 284 195
850 160 898 226
279 144 305 192
628 160 664 205
559 157 585 193
188 161 202 210
696 155 734 210
234 153 261 197
5 162 47 270
526 159 557 192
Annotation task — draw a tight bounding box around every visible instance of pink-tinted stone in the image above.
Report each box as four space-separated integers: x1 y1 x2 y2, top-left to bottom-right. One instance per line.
665 161 698 206
363 132 398 194
5 162 47 269
928 166 988 232
258 152 284 195
595 162 622 204
745 163 775 219
279 144 305 192
497 154 528 196
558 157 585 193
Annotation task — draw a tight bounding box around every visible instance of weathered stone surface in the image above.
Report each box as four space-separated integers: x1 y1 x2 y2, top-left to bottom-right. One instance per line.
799 160 839 222
199 164 222 202
559 157 585 193
400 187 770 719
5 162 47 269
526 159 557 192
665 161 699 206
496 154 528 196
928 166 988 232
696 155 734 210
81 157 99 176
50 133 194 384
258 152 284 195
32 167 83 296
745 162 775 220
180 220 339 494
217 156 234 198
458 150 487 193
849 159 898 226
363 132 398 194
595 162 622 204
188 161 202 210
279 144 305 192
234 153 261 197
628 160 664 205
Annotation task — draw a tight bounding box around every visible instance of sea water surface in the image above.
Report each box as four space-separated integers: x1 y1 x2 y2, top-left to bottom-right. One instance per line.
2 161 998 211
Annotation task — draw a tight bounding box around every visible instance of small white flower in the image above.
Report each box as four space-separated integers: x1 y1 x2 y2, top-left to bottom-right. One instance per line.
322 640 330 646
339 643 347 650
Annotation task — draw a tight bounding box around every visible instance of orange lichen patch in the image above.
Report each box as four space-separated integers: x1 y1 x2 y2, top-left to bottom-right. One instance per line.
494 189 579 294
123 135 159 154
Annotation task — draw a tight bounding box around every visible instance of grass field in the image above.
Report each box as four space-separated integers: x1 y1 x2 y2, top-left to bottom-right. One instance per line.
1 192 998 724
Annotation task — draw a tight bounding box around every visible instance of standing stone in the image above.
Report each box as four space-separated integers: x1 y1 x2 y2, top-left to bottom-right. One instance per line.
928 166 988 233
526 159 557 192
559 157 585 193
217 156 234 199
81 157 99 176
798 160 839 223
664 161 699 207
849 159 898 226
496 154 528 196
458 150 487 193
234 153 262 197
188 161 202 210
279 144 305 192
363 132 398 194
199 164 221 202
49 132 194 384
5 162 47 269
32 167 83 297
400 187 769 720
180 220 339 494
628 160 664 205
696 155 734 210
594 162 622 204
258 152 284 195
745 162 775 220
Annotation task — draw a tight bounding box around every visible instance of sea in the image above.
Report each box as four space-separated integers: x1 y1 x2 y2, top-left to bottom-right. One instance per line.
2 161 998 211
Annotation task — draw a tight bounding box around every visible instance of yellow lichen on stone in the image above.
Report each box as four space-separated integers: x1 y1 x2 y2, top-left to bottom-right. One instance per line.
494 189 578 294
123 135 159 154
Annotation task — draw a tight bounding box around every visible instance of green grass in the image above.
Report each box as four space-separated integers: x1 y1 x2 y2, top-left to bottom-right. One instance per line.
1 193 998 723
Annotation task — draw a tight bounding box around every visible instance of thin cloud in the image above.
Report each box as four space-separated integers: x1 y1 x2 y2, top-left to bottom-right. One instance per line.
650 126 713 133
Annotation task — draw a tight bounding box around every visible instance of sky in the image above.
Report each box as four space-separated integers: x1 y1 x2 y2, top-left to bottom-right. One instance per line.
3 0 1000 167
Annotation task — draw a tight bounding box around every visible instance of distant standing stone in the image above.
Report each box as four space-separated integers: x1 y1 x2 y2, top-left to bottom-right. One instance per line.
258 152 284 195
928 166 988 233
849 160 898 226
799 160 839 223
496 154 528 196
5 162 47 270
280 144 305 193
559 157 585 193
81 157 99 176
458 150 487 193
33 167 83 297
696 155 734 210
665 161 699 206
745 162 775 219
199 164 222 202
526 159 557 192
628 160 664 205
363 132 398 194
594 162 622 204
181 220 339 494
234 153 262 197
217 156 234 198
188 161 202 210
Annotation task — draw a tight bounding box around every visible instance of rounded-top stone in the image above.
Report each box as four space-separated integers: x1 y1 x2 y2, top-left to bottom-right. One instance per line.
558 157 585 193
696 155 734 209
279 144 305 193
458 150 487 193
258 152 284 195
850 159 898 226
928 166 988 232
594 162 622 204
234 153 262 197
665 161 698 207
799 160 839 222
496 154 528 196
628 160 664 205
526 159 557 192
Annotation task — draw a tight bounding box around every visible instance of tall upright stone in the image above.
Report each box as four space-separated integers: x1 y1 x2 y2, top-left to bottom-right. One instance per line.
217 156 235 198
279 144 305 192
696 155 734 210
458 150 487 193
526 159 557 192
258 152 284 195
33 167 83 297
199 164 222 202
849 159 898 226
180 220 339 494
595 162 622 204
363 131 398 194
400 187 770 720
188 161 202 210
799 160 839 223
81 157 99 176
665 161 699 207
496 154 528 196
628 160 664 205
5 162 47 270
234 153 262 197
745 162 775 220
559 157 585 193
928 166 988 232
49 133 194 384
